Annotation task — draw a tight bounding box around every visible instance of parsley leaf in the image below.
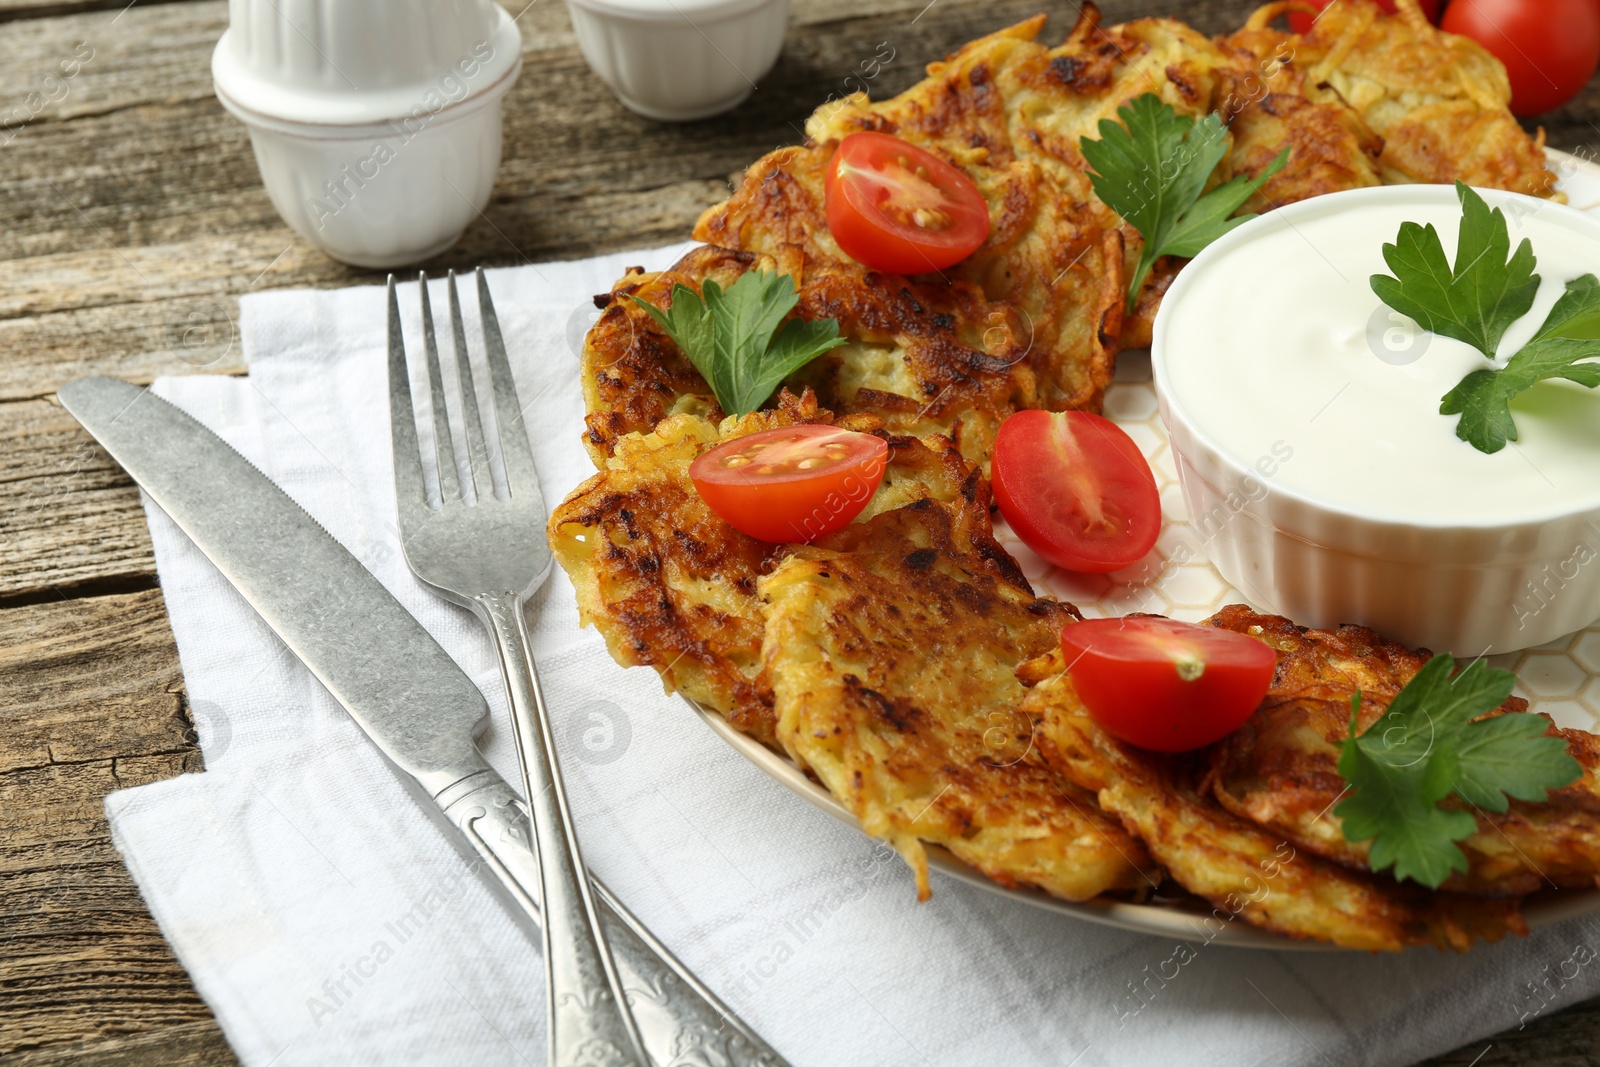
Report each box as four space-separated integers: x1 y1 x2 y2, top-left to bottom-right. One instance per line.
1439 331 1600 453
1335 655 1582 889
1453 713 1584 812
1080 93 1288 314
629 270 847 418
1372 183 1600 453
1371 182 1539 359
1530 271 1600 343
1438 273 1600 453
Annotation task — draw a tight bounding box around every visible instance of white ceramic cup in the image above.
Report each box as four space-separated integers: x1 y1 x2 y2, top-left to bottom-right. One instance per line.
216 63 519 269
567 0 790 121
213 0 522 268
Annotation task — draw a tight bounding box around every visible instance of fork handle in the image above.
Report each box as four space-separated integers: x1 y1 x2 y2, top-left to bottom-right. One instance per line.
477 591 647 1067
438 771 793 1067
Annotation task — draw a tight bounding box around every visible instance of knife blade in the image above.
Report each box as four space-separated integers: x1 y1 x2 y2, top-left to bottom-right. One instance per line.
60 376 789 1067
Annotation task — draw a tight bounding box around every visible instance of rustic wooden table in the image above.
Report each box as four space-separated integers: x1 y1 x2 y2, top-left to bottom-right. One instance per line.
2 0 1598 1063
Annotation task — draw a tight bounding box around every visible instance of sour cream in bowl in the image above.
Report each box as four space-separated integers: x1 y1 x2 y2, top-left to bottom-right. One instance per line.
1152 184 1600 655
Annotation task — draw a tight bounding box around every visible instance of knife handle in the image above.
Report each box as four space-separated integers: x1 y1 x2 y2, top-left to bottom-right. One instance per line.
437 774 792 1067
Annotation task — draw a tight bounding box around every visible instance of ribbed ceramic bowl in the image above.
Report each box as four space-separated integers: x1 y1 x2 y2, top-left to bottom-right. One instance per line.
212 0 522 267
567 0 789 121
1152 185 1600 656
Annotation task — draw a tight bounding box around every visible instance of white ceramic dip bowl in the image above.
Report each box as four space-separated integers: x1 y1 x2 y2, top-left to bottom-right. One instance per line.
1152 185 1600 656
212 0 522 268
567 0 790 121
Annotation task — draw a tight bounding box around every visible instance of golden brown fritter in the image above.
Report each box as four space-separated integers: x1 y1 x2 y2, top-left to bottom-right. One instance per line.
1021 645 1528 950
549 390 983 745
1212 31 1384 215
696 10 1162 413
763 493 1158 903
1204 607 1600 897
580 244 1038 469
1227 1 1560 200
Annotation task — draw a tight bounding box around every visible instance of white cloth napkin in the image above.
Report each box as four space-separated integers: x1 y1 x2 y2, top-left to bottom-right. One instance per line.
105 242 1600 1067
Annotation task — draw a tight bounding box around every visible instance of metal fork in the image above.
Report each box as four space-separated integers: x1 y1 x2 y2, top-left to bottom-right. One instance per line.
387 269 647 1067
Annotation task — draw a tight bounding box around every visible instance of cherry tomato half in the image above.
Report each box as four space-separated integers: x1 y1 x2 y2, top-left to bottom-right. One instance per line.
689 425 888 543
1061 617 1278 753
1288 0 1439 35
1441 0 1600 116
825 131 991 275
990 410 1161 574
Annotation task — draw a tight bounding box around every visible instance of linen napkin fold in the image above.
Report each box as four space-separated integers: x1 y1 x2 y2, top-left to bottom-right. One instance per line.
104 243 1600 1067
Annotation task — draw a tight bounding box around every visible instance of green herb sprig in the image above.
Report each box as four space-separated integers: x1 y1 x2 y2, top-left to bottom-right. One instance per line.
1080 93 1288 314
628 269 847 418
1372 182 1600 453
1336 655 1581 889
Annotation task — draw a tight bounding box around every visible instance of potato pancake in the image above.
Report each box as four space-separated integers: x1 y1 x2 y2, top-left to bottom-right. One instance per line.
550 390 982 744
1213 26 1384 214
1021 647 1527 950
580 245 1037 469
1225 1 1560 200
1204 607 1600 897
762 496 1158 902
696 9 1221 415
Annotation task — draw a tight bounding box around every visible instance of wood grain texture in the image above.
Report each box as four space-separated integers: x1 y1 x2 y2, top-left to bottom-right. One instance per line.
2 0 1599 1063
0 590 209 1060
2 1022 236 1067
0 1 208 22
0 399 154 603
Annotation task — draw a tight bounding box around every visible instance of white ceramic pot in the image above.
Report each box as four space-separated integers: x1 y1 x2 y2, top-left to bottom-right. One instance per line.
567 0 789 121
1152 185 1600 655
212 0 522 268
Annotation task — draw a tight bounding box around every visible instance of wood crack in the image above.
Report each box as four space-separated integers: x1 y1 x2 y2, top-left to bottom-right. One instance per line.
0 573 158 612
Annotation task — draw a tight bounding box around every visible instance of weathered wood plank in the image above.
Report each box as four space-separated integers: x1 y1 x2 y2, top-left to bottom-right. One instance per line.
0 0 208 23
0 589 210 1059
2 1021 235 1067
0 589 186 774
0 400 153 601
0 0 221 130
0 754 216 1058
0 472 153 601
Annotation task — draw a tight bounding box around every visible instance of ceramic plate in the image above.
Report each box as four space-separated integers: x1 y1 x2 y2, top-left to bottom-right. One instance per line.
682 149 1600 949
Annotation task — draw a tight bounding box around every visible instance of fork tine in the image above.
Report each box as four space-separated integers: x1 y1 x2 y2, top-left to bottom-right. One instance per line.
475 268 539 497
419 272 461 504
447 270 489 504
386 276 428 509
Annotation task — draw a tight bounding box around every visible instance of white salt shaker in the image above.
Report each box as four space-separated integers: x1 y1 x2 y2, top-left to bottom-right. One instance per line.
212 0 522 268
567 0 790 121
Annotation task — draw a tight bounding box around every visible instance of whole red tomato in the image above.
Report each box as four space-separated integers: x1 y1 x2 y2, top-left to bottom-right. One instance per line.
1441 0 1600 115
1288 0 1440 35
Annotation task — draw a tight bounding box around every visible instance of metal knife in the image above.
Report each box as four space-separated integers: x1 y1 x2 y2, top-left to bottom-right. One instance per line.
60 376 789 1067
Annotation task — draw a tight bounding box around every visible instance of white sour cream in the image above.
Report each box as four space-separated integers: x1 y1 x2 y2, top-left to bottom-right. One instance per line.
1157 189 1600 525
